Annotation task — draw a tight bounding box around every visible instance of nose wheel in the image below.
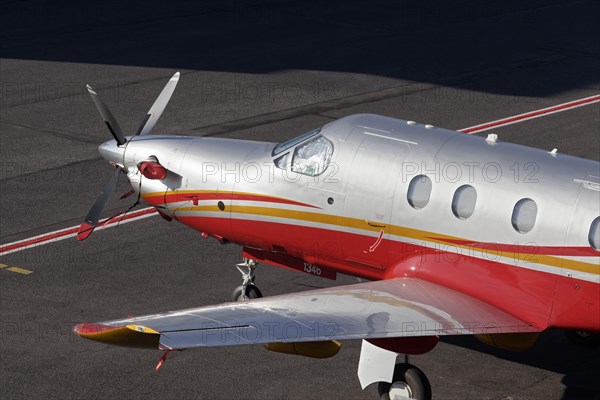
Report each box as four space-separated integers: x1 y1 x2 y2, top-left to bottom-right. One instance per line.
232 259 263 301
232 284 263 301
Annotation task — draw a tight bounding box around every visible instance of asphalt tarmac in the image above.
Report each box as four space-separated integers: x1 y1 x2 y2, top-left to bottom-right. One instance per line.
1 1 599 399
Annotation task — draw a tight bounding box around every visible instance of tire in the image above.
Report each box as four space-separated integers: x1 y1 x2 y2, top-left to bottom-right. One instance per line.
232 284 263 302
378 363 431 400
565 330 600 347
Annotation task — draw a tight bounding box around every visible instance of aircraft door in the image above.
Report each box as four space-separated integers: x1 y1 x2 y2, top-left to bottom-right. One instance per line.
342 132 408 269
564 183 600 274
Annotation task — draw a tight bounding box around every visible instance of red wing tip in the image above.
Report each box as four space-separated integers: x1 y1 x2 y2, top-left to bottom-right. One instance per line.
73 323 118 336
77 223 95 241
73 323 161 348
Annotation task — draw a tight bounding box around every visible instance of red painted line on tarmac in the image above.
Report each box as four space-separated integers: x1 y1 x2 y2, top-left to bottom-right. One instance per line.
459 94 600 134
2 94 598 255
0 207 157 255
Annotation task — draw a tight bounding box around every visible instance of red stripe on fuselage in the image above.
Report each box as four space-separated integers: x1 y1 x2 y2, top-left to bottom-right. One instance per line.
178 214 599 331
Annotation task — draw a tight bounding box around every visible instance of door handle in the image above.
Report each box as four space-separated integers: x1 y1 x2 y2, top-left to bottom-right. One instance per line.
366 220 386 228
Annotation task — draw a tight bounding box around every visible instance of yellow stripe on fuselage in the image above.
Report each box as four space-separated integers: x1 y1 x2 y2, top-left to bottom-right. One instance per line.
172 204 599 276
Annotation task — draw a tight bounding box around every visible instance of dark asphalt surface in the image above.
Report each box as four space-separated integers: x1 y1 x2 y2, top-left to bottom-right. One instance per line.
1 1 599 399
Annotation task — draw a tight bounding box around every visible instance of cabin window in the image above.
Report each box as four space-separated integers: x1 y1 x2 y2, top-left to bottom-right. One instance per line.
407 175 432 209
274 153 289 170
452 185 477 219
590 217 600 251
272 128 321 156
291 135 334 176
512 198 538 233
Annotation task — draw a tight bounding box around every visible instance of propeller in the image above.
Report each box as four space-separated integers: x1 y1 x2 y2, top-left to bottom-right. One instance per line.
136 72 180 136
86 85 127 145
77 168 121 240
77 72 181 241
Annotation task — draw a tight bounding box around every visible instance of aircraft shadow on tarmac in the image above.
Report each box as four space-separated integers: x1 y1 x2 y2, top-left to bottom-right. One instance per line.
441 329 600 400
1 0 599 98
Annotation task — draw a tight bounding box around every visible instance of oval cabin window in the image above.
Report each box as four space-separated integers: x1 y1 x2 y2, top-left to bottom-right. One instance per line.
407 175 432 209
590 217 600 251
512 198 538 233
452 185 477 219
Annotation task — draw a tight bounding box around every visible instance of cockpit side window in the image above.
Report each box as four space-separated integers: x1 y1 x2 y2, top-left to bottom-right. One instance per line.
273 152 289 169
291 135 334 176
272 128 321 156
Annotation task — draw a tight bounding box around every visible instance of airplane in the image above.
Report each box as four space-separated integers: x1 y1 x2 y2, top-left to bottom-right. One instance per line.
74 72 600 400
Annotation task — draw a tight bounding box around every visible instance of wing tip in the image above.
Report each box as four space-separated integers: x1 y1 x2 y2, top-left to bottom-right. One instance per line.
74 323 160 349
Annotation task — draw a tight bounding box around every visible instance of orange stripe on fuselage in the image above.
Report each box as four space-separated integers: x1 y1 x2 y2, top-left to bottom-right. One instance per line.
142 190 320 209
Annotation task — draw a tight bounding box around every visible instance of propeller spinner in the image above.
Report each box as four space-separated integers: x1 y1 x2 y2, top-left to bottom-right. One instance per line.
77 72 180 241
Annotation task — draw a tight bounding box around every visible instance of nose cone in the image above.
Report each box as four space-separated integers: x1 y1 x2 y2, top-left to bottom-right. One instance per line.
98 140 125 165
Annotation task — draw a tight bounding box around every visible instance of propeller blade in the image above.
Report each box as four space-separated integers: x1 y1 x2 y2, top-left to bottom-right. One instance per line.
120 189 136 199
86 84 127 145
77 168 121 241
135 72 180 136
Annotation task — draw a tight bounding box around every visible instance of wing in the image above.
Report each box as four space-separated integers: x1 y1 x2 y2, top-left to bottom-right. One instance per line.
74 278 539 350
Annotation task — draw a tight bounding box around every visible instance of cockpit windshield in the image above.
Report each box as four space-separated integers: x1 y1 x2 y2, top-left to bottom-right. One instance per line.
291 135 333 176
272 128 321 156
272 132 334 177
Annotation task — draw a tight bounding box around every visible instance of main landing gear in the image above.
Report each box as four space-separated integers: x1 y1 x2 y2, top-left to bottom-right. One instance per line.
359 341 432 400
232 258 263 301
378 360 431 400
565 330 600 347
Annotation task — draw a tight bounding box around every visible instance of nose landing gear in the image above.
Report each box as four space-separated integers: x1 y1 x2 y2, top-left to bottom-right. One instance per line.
232 258 263 301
